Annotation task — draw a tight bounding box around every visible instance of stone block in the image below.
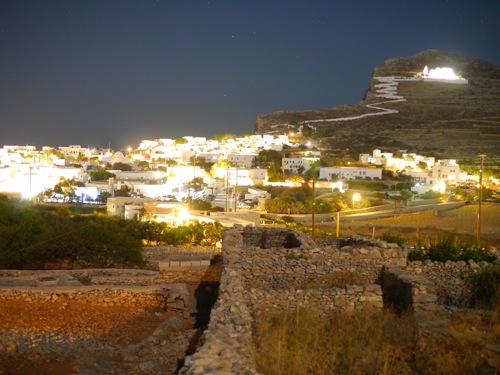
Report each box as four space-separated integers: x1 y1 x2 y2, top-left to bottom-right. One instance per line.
413 293 438 303
359 295 381 302
363 284 381 293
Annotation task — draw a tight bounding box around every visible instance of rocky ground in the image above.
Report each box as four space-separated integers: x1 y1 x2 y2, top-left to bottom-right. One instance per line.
0 247 220 375
0 301 197 375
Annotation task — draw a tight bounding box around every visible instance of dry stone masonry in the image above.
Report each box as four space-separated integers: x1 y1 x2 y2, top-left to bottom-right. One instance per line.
1 232 497 374
182 227 499 374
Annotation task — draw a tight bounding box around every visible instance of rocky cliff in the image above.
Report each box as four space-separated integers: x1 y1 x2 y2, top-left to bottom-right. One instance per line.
255 50 500 158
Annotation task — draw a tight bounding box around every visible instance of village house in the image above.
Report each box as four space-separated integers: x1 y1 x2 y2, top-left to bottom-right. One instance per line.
319 166 383 180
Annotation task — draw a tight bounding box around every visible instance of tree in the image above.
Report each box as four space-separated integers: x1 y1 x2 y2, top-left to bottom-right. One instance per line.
400 189 414 201
96 191 112 204
417 161 428 171
194 156 214 172
265 196 306 214
287 174 304 184
53 178 78 202
301 124 313 137
166 159 177 167
314 198 333 214
191 177 204 190
305 160 322 180
475 186 493 200
189 198 211 211
210 159 231 179
0 197 146 269
214 133 237 142
328 159 342 167
89 168 115 181
175 137 188 144
114 185 131 197
137 161 150 171
252 150 282 169
112 162 133 171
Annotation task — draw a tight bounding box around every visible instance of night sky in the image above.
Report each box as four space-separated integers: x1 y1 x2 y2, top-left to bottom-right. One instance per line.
1 1 499 149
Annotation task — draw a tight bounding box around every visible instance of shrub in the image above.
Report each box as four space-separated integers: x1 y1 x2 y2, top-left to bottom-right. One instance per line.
419 190 441 199
469 266 500 309
189 198 212 211
0 197 223 269
408 232 493 263
379 232 408 246
426 232 460 262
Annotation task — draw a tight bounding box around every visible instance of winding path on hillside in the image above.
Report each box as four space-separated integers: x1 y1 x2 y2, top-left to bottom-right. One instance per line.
300 76 415 127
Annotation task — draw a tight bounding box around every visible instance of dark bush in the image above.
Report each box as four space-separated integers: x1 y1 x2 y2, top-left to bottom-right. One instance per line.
419 190 441 199
189 198 212 211
407 232 493 263
469 266 500 309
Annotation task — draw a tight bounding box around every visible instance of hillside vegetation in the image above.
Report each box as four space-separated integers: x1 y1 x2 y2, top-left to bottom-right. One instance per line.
0 195 222 269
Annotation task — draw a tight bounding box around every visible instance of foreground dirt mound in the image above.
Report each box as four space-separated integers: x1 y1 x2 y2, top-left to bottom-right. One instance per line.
0 300 195 374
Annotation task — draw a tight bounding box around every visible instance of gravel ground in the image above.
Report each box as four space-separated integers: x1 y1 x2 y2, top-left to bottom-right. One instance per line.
0 247 221 375
0 300 197 375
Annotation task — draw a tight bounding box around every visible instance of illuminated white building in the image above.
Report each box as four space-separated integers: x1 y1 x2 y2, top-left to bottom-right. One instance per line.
359 149 435 171
319 166 382 180
58 145 88 156
427 160 460 185
0 164 85 199
228 153 257 168
282 157 320 174
420 66 468 84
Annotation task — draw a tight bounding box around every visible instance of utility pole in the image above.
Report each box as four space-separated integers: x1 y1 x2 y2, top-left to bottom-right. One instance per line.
336 211 340 237
477 153 486 243
225 168 229 212
311 179 316 237
234 165 239 212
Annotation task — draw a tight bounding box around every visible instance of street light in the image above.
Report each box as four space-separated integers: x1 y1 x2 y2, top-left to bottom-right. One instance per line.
352 193 361 209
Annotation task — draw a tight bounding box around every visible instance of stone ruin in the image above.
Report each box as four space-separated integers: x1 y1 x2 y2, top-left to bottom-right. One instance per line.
0 229 496 374
180 226 498 374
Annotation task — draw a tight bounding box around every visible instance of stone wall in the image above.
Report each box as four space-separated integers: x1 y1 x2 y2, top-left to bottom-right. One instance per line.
181 227 407 374
405 259 494 307
182 227 499 373
0 262 212 313
378 266 438 315
0 266 212 286
0 283 196 313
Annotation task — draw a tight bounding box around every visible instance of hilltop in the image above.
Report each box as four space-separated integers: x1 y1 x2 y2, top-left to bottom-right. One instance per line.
255 50 500 159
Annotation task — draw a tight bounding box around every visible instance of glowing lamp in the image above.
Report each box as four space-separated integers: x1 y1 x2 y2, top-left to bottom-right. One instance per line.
352 192 361 209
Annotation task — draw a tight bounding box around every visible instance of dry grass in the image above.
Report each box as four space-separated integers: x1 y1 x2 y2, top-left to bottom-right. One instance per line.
254 306 499 375
370 204 500 233
342 204 500 247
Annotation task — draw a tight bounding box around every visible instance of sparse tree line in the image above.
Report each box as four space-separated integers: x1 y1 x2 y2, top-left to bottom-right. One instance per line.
262 184 371 214
0 195 222 270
